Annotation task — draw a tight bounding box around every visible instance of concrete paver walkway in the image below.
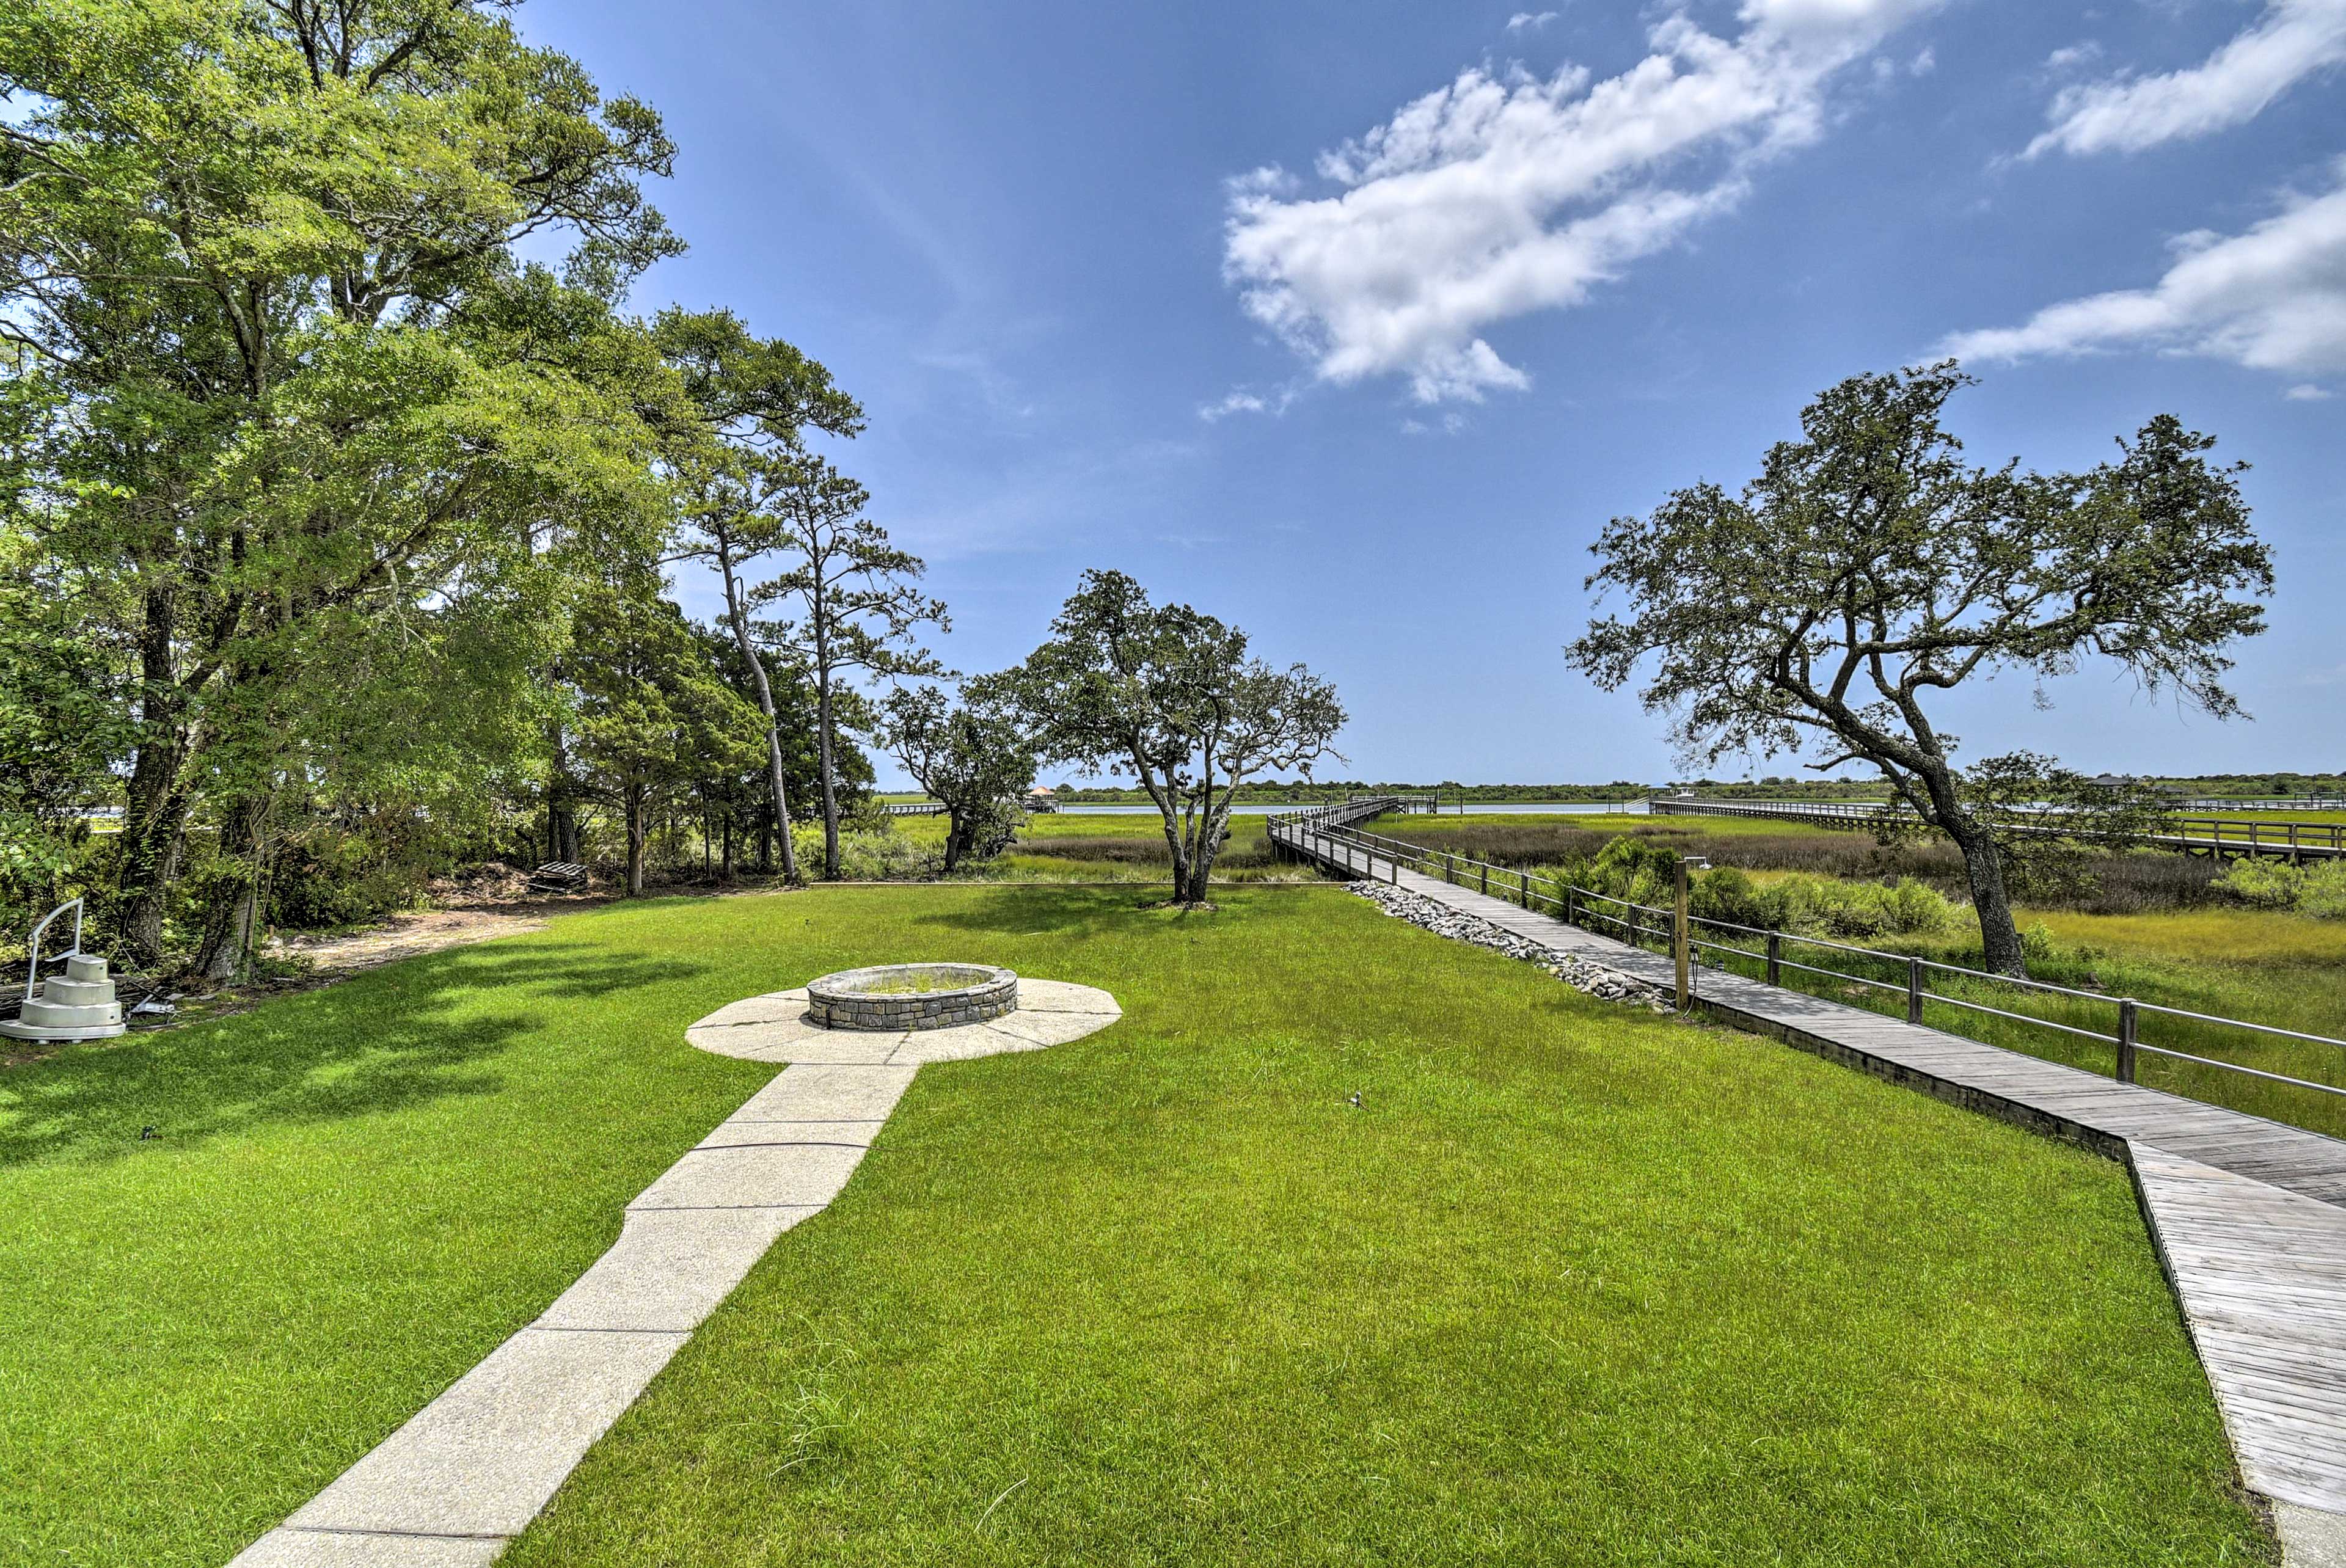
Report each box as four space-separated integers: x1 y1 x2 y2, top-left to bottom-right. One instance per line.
228 979 1119 1567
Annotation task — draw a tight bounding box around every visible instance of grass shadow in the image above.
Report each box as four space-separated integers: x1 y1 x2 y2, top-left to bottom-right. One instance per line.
0 939 704 1169
895 882 1244 939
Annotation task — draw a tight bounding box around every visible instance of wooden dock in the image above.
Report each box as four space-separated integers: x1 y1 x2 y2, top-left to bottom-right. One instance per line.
1279 814 2346 1555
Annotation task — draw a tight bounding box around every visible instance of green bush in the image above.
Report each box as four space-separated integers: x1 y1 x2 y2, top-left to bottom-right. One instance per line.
2214 858 2346 918
268 830 434 929
1689 866 1773 930
1578 836 1679 912
792 825 928 881
1764 872 1954 940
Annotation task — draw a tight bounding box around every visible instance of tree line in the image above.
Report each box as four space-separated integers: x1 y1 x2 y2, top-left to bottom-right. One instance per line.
0 0 1345 976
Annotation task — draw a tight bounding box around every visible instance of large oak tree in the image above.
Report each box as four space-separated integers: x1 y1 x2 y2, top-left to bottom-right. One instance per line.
2 0 682 968
1568 363 2270 976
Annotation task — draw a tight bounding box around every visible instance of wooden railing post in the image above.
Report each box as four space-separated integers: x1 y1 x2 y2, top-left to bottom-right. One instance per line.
2118 998 2138 1084
1906 957 1924 1024
1765 932 1780 986
1673 859 1692 1010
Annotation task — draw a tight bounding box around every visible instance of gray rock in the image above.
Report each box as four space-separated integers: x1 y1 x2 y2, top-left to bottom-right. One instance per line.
1349 883 1671 1012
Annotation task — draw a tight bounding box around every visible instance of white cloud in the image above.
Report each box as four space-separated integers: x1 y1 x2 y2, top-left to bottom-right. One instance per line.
1507 11 1562 32
1221 0 1942 403
2025 0 2346 158
2286 382 2335 399
1943 162 2346 375
1197 386 1298 421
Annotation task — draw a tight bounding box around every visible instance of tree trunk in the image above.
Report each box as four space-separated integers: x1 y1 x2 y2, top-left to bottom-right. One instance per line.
547 724 579 866
196 794 269 983
720 815 736 881
118 776 193 967
815 666 842 881
117 586 193 966
1950 820 2029 977
1150 785 1190 903
717 544 798 881
1186 798 1233 905
1910 759 2029 978
625 784 648 897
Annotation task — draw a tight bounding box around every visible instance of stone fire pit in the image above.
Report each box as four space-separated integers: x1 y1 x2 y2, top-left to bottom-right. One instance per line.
805 963 1018 1031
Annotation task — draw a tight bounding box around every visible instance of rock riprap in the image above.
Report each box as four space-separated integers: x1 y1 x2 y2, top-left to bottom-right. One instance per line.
1350 882 1672 1010
1 954 126 1043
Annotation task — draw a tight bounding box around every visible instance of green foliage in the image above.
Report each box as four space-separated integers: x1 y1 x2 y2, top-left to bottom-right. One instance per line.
999 569 1344 903
1768 873 1956 939
1569 360 2270 977
1554 839 1953 939
2215 859 2346 919
788 824 926 881
873 682 1036 871
0 0 690 960
567 581 764 894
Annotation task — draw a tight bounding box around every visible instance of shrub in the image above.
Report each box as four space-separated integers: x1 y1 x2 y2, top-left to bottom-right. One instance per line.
1769 873 1954 939
2304 866 2346 920
266 826 434 930
1689 866 1774 931
2215 858 2346 919
1580 836 1679 912
792 825 928 881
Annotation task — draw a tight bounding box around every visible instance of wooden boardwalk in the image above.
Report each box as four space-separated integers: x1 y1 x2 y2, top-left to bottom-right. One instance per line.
1283 818 2346 1552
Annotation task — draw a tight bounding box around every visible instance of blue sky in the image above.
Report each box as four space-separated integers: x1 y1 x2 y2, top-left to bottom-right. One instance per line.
520 0 2344 786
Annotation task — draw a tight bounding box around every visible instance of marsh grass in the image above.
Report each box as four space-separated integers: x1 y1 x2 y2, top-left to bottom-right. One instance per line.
1373 815 2228 915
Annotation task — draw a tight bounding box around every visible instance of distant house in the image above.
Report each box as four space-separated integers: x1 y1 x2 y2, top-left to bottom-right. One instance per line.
1024 785 1058 813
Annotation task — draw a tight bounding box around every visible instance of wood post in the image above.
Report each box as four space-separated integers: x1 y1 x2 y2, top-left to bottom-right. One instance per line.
1673 859 1692 1011
1766 932 1780 986
1906 957 1924 1025
2118 998 2138 1084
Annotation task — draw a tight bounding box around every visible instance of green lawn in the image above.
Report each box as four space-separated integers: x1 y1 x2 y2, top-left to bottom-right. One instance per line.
1 888 2268 1566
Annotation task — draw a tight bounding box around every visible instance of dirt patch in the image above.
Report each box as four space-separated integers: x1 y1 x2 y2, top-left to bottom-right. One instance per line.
268 896 604 977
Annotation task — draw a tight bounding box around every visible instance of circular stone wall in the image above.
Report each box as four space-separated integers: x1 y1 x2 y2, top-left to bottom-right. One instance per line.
806 963 1017 1031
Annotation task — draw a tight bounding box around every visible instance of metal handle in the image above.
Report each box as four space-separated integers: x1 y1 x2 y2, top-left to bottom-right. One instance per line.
22 897 86 1001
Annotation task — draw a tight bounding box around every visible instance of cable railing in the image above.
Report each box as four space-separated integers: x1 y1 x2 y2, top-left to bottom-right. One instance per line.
1268 806 2346 1132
